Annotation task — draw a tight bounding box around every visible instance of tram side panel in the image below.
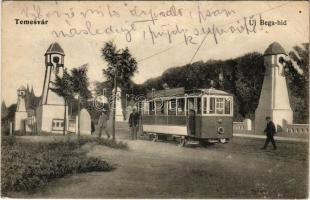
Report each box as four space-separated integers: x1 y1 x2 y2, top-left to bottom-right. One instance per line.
143 115 186 126
142 115 187 136
142 115 233 139
194 116 202 138
199 116 233 139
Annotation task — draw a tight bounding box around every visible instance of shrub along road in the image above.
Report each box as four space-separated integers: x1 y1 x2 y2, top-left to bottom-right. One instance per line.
11 135 308 198
1 136 126 197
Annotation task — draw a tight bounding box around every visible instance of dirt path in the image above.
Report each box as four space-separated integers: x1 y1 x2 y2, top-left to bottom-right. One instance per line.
12 138 308 198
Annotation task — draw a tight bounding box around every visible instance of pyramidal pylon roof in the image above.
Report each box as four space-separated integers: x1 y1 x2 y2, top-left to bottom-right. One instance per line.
264 42 287 56
45 42 65 56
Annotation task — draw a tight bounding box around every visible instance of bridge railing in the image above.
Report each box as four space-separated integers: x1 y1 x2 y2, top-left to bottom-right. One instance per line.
233 119 309 138
284 124 309 134
233 119 252 132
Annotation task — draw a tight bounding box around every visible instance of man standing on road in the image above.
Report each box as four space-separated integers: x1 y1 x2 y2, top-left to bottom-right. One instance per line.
129 108 139 140
261 116 277 150
98 111 110 139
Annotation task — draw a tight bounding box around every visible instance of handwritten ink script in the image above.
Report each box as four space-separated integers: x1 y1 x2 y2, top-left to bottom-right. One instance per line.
18 3 270 45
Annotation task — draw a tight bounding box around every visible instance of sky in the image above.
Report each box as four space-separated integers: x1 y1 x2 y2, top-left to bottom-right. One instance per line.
2 1 309 106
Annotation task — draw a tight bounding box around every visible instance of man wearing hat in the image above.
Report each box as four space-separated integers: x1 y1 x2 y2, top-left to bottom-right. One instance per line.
261 116 277 150
128 107 140 140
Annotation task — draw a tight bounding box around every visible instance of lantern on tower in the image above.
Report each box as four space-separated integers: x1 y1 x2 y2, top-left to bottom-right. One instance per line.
41 42 65 105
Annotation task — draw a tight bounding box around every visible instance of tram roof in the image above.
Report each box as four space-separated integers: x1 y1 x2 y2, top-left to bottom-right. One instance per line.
146 87 232 100
197 88 231 95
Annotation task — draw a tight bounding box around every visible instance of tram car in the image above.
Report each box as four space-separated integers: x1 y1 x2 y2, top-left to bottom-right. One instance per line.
138 87 233 146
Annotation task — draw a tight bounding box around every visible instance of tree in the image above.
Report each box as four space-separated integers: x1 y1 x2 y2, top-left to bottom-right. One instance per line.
70 64 92 136
233 52 264 119
101 42 138 88
1 103 16 135
101 42 138 105
101 41 138 140
1 101 8 120
284 43 309 123
0 103 17 134
70 64 92 101
50 69 74 135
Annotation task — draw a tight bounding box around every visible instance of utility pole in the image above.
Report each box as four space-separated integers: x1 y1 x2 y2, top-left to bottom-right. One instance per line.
152 88 155 114
77 94 81 137
9 122 13 137
112 67 117 141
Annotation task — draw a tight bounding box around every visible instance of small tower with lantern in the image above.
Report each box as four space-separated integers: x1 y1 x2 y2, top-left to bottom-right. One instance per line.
41 42 65 105
36 42 68 133
14 86 28 131
255 42 293 133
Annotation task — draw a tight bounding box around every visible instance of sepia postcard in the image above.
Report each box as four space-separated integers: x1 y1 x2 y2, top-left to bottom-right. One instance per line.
1 0 309 198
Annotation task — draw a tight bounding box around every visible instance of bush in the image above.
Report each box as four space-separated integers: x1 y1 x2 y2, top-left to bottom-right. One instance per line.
1 124 10 136
1 137 115 195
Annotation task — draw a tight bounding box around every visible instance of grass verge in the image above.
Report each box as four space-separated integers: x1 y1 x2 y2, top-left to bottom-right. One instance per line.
1 136 119 196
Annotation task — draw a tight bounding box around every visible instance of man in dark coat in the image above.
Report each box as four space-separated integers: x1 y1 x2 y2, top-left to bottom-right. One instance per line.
98 111 110 139
261 116 277 150
129 108 139 140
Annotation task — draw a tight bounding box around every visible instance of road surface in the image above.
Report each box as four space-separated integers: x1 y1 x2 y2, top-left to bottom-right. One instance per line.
11 135 308 199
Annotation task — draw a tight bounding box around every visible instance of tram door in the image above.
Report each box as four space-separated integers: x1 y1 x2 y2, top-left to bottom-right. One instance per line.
187 98 196 135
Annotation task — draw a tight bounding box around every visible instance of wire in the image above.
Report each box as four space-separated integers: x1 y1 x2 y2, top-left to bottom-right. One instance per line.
137 41 184 63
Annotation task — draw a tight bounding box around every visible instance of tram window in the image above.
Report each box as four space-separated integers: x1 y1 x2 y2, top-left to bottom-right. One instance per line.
155 100 164 115
149 101 155 115
168 99 176 115
187 98 195 111
209 97 215 114
187 97 199 115
197 98 202 114
137 102 143 113
216 98 224 114
177 98 185 115
203 97 207 114
225 98 231 114
143 102 149 115
156 101 166 115
208 97 232 115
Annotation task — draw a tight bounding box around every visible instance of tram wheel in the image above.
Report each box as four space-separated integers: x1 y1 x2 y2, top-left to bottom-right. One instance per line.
147 133 152 141
219 138 227 144
152 134 158 142
178 137 187 147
